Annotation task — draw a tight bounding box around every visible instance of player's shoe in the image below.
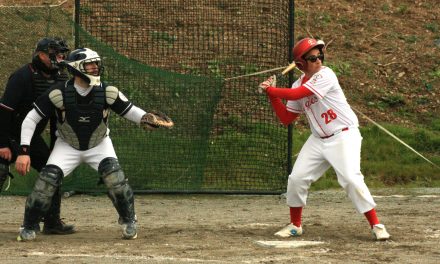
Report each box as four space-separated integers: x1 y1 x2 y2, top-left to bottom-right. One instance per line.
372 224 390 241
43 219 76 235
274 223 303 238
17 227 36 242
121 221 137 239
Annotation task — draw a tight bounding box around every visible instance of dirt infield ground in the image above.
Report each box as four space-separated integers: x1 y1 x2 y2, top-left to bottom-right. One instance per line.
1 188 439 264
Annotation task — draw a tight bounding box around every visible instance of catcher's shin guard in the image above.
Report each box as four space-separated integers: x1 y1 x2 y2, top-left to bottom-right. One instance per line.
43 187 62 225
42 186 76 234
99 158 136 223
22 165 63 229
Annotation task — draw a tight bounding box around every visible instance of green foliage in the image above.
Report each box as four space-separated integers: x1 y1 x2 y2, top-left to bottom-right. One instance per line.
428 68 440 79
103 3 114 12
239 64 259 75
326 61 352 77
431 119 440 131
80 6 92 15
381 4 390 12
16 10 40 22
207 60 223 78
180 64 202 75
317 12 332 26
397 4 409 14
150 31 176 46
424 23 439 33
379 94 406 107
399 35 419 44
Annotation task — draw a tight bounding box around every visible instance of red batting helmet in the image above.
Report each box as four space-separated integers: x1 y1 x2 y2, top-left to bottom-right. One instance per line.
293 38 325 70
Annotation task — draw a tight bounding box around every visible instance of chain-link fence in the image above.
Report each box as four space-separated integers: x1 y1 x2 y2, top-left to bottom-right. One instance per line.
1 1 296 194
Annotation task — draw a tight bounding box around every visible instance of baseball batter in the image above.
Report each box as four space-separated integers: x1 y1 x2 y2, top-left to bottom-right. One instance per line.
15 48 173 241
259 38 390 240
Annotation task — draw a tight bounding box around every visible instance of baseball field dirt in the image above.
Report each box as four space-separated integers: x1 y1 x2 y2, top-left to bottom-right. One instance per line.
1 188 439 263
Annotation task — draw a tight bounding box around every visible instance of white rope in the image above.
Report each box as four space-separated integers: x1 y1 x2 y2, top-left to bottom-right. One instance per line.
0 0 67 8
352 107 440 169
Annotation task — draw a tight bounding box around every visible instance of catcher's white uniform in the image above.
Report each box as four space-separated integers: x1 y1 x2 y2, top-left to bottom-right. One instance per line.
20 82 146 177
285 66 376 213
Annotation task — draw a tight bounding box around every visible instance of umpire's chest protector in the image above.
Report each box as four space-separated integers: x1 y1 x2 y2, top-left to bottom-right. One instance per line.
57 84 108 150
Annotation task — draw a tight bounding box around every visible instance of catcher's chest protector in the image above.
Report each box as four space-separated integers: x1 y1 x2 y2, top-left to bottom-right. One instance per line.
56 84 108 150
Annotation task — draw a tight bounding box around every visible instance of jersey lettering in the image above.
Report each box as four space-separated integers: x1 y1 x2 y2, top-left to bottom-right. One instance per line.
321 109 338 124
304 96 318 108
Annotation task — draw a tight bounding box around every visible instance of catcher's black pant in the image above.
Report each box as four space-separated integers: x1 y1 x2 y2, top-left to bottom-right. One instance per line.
0 135 63 226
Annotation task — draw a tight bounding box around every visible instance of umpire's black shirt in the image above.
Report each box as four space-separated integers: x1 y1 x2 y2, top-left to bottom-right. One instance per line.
0 63 68 148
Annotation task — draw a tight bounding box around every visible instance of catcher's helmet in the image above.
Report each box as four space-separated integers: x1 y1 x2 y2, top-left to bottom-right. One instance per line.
65 48 103 86
293 38 325 70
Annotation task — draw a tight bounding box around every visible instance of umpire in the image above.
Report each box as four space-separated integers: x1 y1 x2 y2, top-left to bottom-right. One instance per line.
0 37 75 234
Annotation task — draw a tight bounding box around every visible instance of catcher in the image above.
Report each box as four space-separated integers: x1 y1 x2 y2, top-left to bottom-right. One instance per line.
15 47 173 241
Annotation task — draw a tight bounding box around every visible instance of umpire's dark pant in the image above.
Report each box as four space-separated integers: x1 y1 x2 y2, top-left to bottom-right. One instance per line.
0 135 62 225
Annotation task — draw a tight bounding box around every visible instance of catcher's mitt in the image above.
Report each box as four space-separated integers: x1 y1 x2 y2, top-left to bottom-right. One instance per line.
141 111 174 130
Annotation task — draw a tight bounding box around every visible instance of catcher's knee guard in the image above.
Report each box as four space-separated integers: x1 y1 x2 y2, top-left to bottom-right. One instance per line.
23 165 63 229
98 157 136 223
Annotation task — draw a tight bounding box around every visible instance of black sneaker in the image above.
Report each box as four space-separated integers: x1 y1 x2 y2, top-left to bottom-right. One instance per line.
43 220 76 235
121 221 137 239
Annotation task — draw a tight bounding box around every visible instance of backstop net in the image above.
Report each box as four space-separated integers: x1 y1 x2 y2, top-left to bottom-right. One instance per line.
1 0 293 194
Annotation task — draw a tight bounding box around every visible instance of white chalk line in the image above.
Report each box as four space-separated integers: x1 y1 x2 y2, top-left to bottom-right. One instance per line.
28 252 228 263
255 240 325 248
27 251 311 264
372 195 439 198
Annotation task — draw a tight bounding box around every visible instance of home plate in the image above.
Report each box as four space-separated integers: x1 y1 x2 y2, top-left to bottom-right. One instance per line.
255 240 324 248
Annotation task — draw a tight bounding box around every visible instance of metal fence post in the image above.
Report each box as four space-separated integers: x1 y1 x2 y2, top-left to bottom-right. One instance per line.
287 0 295 175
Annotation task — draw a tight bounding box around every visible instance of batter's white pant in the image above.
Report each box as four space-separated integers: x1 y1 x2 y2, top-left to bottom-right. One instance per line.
286 127 376 213
46 136 118 177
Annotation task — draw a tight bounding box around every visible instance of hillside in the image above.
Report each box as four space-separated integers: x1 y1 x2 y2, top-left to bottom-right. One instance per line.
294 0 439 127
1 0 439 128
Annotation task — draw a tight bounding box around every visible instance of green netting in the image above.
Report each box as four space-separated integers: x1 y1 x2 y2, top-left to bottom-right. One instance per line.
1 1 294 194
0 4 74 91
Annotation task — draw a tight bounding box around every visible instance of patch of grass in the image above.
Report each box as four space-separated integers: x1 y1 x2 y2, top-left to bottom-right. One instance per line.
150 31 176 46
80 6 92 16
239 64 259 75
207 60 223 78
399 35 419 44
381 4 390 13
103 3 113 12
316 12 332 26
180 63 202 75
326 61 352 77
428 68 440 79
379 94 406 107
431 118 440 131
397 4 409 15
424 23 439 33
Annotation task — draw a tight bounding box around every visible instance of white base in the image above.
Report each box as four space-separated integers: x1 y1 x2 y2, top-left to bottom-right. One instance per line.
255 240 324 248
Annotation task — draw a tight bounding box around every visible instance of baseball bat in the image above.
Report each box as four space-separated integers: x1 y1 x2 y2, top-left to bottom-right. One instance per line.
281 62 297 75
224 62 299 81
